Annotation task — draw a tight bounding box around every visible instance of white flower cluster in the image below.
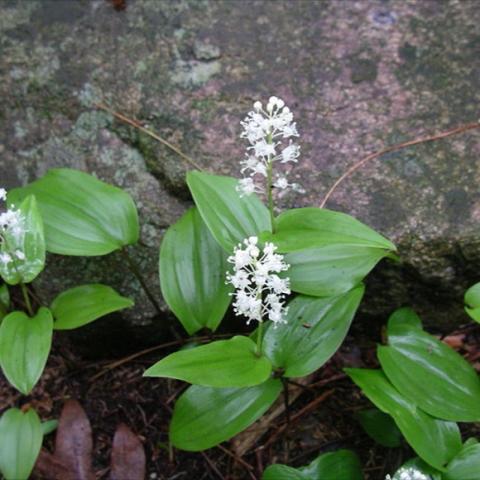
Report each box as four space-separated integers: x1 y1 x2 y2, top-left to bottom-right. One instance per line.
238 96 301 197
226 236 290 325
385 467 431 480
0 188 26 268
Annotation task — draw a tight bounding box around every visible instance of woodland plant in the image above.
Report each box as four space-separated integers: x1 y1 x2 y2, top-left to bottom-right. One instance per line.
0 95 478 479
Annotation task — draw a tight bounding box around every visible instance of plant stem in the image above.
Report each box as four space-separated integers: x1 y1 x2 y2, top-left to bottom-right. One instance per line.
266 159 275 233
121 248 162 315
20 283 34 316
256 321 264 355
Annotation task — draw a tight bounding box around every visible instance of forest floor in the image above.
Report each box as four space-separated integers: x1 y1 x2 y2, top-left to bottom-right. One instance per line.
1 318 479 480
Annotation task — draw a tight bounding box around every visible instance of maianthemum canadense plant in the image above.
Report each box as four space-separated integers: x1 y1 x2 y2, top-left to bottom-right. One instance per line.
0 171 138 479
1 96 478 479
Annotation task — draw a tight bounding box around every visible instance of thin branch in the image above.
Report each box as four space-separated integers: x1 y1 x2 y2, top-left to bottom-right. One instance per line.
320 121 480 208
95 102 203 171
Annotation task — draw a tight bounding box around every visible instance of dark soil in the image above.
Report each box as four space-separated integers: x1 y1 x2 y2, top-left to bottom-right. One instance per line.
1 316 479 480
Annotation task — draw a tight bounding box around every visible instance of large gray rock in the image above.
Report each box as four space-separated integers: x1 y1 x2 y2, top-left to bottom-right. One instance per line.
0 0 479 347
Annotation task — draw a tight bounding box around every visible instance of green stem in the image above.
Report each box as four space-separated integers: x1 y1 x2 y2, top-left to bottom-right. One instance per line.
256 320 264 355
20 283 34 317
121 248 162 315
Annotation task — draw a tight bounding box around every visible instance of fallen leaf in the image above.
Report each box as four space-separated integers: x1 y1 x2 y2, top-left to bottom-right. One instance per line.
110 423 146 480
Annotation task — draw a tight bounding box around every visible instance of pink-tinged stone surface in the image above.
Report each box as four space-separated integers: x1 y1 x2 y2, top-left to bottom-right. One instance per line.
0 0 479 348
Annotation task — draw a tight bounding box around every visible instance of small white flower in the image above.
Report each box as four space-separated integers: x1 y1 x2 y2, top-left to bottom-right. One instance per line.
385 467 430 480
253 101 262 111
15 250 25 260
0 188 6 202
274 177 289 190
0 252 12 265
236 177 259 197
281 143 300 163
226 237 290 326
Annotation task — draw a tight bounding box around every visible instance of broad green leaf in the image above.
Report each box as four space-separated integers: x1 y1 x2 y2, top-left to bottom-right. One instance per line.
0 307 53 394
263 449 363 480
283 245 388 297
272 208 395 251
8 168 139 256
186 171 271 252
387 307 423 332
444 443 480 480
300 449 363 480
159 207 232 334
263 465 304 480
0 195 45 285
0 408 43 480
170 379 282 451
355 408 403 448
378 322 480 422
390 458 442 480
144 336 272 387
51 284 134 330
265 208 395 297
346 369 461 470
465 282 480 323
263 285 364 377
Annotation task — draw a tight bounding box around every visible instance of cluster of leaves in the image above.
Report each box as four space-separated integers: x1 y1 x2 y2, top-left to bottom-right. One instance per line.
348 307 480 479
0 169 139 479
147 170 396 451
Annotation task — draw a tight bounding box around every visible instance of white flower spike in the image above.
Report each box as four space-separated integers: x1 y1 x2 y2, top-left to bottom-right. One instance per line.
226 236 290 326
385 467 430 480
238 97 301 196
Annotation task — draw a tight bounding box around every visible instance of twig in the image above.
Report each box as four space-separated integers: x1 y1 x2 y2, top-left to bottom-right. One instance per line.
262 389 335 449
201 451 225 480
216 445 255 472
89 333 232 382
95 102 203 171
320 121 480 208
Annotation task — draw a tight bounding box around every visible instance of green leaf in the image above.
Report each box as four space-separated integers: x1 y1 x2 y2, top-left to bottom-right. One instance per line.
144 336 272 387
51 284 134 330
41 419 58 436
0 195 45 285
159 207 232 334
263 285 364 377
378 321 480 422
263 449 363 480
465 282 480 323
387 307 423 332
0 307 53 394
0 408 43 480
444 443 480 480
186 171 271 252
8 168 139 256
355 408 403 448
170 379 282 451
272 207 395 251
390 458 442 480
346 368 461 470
265 208 395 297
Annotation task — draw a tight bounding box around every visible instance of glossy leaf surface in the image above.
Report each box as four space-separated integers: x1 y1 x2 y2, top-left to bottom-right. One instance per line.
186 171 271 252
0 195 45 285
0 308 53 394
465 282 480 323
170 379 282 451
0 408 43 480
355 408 403 448
346 368 461 470
263 449 363 480
159 207 232 334
266 208 395 297
9 168 139 256
51 284 134 330
145 336 272 387
379 321 480 422
444 443 480 480
263 285 364 377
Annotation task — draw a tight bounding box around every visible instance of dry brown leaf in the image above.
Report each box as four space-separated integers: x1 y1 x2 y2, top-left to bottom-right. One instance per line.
110 423 146 480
